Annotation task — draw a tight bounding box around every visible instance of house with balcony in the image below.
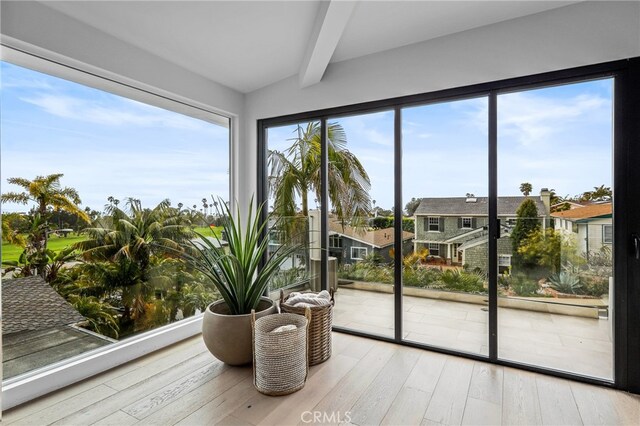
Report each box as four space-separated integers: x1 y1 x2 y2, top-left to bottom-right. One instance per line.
413 191 550 272
552 202 613 256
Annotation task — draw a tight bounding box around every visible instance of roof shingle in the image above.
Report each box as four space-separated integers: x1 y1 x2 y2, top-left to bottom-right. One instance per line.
551 202 612 220
414 196 547 216
2 276 86 335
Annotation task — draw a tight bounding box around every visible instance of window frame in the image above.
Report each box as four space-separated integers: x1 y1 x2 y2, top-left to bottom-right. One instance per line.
498 254 512 267
603 224 613 244
257 57 640 393
329 234 342 248
428 243 440 256
351 246 368 260
427 216 440 232
461 217 473 229
1 46 233 409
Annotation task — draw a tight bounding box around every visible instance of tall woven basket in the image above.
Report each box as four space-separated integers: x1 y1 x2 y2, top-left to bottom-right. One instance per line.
251 310 310 396
280 289 334 366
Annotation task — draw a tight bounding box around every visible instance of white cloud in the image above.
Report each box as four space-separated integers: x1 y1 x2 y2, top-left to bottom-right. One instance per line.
19 93 216 132
498 91 610 146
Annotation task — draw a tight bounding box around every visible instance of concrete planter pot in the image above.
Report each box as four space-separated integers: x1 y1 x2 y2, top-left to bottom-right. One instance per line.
202 297 277 366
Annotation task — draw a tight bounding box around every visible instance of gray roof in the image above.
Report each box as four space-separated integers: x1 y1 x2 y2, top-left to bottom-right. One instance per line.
2 276 86 335
414 196 547 217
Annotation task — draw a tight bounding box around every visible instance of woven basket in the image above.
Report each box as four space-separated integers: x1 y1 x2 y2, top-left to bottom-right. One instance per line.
280 289 334 366
251 310 310 396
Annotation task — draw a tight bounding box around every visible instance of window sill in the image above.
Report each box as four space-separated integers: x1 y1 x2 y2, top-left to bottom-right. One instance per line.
2 315 203 410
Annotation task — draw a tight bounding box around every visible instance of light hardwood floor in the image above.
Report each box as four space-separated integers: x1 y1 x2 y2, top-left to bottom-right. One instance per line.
3 333 639 426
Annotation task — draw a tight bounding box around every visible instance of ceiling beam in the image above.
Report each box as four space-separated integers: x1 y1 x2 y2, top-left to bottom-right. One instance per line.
299 0 357 88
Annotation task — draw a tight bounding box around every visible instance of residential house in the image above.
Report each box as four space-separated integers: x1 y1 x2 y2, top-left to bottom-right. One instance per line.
413 190 551 272
328 220 413 265
552 202 612 255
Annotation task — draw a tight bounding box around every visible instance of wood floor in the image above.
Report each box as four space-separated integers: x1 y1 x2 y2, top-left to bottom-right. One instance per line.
3 333 639 426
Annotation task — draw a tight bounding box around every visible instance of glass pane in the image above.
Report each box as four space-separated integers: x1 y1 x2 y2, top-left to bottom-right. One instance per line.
402 97 489 355
1 61 229 379
266 122 319 295
327 111 395 338
497 79 614 379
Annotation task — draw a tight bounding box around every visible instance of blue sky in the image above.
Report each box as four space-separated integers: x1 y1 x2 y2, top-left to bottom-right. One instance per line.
1 61 612 215
1 61 230 214
269 79 613 211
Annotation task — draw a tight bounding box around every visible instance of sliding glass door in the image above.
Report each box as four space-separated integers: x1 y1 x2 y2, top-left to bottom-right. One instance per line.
496 79 614 379
402 97 489 355
259 58 640 390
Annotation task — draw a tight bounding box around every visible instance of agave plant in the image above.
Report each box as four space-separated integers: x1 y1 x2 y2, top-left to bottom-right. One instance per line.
181 197 300 315
548 271 582 294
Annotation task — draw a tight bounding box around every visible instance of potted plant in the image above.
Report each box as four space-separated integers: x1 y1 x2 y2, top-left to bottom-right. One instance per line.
182 198 299 365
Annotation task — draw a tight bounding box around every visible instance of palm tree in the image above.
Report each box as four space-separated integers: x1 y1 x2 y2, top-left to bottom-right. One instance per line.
1 174 89 248
1 213 26 246
520 182 533 197
75 198 193 327
581 185 612 202
268 122 371 227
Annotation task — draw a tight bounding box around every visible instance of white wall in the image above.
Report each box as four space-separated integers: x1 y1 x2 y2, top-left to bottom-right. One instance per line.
242 1 640 208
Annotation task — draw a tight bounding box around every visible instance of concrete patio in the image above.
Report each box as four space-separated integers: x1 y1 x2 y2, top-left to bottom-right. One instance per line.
333 287 613 379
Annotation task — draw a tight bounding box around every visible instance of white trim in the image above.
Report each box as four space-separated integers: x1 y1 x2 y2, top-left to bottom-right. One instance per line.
0 43 230 128
427 216 440 232
350 246 368 260
2 315 203 410
461 217 473 229
498 254 512 267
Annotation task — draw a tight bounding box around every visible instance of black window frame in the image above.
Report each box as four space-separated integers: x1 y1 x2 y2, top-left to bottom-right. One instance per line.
257 57 640 394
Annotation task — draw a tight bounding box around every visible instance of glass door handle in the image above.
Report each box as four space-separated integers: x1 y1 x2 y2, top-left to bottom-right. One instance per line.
633 234 640 260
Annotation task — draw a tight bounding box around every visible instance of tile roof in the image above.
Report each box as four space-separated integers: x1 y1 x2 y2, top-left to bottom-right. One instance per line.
414 196 547 216
329 221 413 248
551 202 612 220
2 276 86 335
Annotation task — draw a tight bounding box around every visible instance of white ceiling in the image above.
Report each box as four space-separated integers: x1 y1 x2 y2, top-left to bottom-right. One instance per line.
41 1 578 94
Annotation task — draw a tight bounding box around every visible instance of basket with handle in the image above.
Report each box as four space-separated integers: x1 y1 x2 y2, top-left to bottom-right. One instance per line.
279 289 334 366
251 309 311 396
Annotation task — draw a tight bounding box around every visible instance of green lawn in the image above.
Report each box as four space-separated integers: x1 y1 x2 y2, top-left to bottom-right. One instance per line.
1 233 87 264
1 226 223 264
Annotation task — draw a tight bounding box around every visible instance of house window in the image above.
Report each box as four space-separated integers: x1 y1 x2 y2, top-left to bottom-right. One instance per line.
269 230 283 245
329 235 342 248
498 255 512 267
295 254 306 267
428 243 440 256
603 224 613 244
427 216 440 232
351 247 368 260
461 217 472 229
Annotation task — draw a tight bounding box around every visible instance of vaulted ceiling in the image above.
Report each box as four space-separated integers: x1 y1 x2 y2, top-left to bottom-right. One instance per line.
40 1 577 93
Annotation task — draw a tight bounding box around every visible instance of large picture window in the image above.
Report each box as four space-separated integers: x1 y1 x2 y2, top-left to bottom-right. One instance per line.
1 60 229 382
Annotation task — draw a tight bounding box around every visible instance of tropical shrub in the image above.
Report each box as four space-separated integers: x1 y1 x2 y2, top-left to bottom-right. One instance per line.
548 271 583 294
579 273 609 297
434 269 486 293
68 294 119 339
